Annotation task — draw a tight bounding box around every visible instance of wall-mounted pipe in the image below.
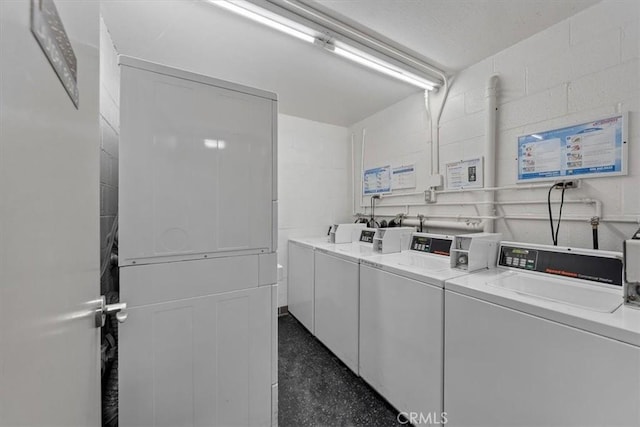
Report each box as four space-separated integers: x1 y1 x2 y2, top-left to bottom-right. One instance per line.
379 191 424 199
435 182 562 194
359 128 366 208
484 75 499 233
502 215 640 223
351 133 356 215
394 217 485 232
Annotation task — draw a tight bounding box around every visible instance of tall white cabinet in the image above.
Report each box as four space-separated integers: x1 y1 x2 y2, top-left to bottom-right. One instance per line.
117 57 278 426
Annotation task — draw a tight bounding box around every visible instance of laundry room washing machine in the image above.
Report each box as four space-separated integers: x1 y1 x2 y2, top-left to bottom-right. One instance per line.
358 232 499 419
288 224 365 334
287 237 331 334
444 242 640 427
314 227 414 374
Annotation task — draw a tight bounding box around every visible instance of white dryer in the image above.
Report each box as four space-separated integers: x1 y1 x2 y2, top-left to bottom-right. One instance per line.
358 233 469 420
444 242 640 426
314 227 414 374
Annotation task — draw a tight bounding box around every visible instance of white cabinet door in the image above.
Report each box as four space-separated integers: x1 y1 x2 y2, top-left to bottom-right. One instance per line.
444 291 640 427
119 63 275 265
287 242 315 333
314 251 359 373
359 265 444 417
0 2 101 425
120 285 273 427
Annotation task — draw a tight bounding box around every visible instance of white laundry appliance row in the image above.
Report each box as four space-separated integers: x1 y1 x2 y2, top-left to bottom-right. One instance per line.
288 225 640 426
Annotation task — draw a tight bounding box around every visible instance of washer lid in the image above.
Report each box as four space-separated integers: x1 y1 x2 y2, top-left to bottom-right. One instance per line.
362 252 468 288
446 269 640 347
486 272 622 313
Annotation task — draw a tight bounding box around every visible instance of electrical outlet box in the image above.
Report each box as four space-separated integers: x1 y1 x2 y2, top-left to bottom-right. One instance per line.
428 174 443 188
424 190 434 203
554 180 580 189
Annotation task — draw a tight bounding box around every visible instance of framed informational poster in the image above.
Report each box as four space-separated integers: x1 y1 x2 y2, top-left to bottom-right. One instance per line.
517 115 627 182
446 157 484 189
363 165 391 195
392 165 416 190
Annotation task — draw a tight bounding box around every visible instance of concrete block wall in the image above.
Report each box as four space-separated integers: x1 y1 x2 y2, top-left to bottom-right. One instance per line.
100 18 120 294
351 0 639 252
277 114 352 306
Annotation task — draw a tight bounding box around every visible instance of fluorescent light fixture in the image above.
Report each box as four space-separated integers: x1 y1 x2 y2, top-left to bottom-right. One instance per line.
331 42 436 90
209 0 439 90
211 0 316 43
204 139 226 149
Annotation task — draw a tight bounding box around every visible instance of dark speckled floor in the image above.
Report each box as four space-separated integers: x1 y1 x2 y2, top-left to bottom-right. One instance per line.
278 314 404 427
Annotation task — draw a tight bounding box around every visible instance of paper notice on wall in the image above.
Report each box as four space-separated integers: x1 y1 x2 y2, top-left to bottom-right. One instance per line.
392 165 416 190
363 165 392 195
445 157 484 190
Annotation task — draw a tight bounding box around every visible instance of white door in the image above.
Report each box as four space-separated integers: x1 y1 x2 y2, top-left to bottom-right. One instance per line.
0 1 102 425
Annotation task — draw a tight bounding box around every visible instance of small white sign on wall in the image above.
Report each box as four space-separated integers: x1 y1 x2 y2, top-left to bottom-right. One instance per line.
446 157 484 189
392 165 416 190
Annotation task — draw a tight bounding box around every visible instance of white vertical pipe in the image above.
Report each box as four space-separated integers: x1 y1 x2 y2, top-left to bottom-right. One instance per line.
351 133 356 215
484 75 499 233
360 128 366 208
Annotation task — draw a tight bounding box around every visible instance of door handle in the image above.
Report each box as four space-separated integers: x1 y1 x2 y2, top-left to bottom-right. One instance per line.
95 296 128 328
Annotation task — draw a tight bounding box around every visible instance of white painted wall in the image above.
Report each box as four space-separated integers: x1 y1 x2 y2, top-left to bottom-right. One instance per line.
351 0 639 252
277 114 352 306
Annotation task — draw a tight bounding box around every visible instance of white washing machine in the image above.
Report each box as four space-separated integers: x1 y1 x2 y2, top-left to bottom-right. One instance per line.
358 233 472 420
287 224 365 334
444 242 640 427
314 227 414 374
287 236 331 334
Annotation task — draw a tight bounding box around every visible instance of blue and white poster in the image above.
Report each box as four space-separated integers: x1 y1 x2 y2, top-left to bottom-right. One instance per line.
363 165 391 195
517 115 626 182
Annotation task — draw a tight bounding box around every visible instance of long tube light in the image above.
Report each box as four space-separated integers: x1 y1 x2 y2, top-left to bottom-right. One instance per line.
331 42 436 90
210 0 439 90
213 0 316 43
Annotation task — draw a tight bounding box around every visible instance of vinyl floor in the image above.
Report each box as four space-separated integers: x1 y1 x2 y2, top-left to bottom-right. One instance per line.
278 314 404 427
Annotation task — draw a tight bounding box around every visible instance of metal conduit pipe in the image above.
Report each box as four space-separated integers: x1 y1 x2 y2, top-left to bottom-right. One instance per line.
351 133 356 215
378 191 425 199
397 218 486 231
435 182 553 194
503 215 640 224
484 75 499 233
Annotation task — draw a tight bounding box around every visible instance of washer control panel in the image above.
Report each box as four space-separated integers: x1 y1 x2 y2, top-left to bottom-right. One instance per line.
410 235 452 256
500 247 537 270
359 229 376 243
499 244 622 286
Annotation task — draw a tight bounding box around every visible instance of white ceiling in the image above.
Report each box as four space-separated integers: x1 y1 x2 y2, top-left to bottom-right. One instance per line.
101 0 599 127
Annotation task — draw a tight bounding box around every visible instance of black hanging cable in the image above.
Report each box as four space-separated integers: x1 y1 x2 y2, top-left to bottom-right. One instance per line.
554 185 566 245
547 183 557 244
369 195 380 228
591 216 600 250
